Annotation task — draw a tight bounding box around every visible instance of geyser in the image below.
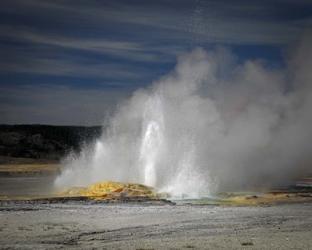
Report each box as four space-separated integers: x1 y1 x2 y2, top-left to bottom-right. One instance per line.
55 36 312 198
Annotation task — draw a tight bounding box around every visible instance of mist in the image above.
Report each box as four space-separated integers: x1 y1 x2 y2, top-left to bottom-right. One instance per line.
55 34 312 198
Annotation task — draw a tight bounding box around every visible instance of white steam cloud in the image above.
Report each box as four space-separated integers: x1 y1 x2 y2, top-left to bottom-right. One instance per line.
55 35 312 198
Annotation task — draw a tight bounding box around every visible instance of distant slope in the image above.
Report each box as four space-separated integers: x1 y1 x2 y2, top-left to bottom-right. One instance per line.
0 125 102 161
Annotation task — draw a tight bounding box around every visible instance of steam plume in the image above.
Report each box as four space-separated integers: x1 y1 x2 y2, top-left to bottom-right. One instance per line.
55 35 312 198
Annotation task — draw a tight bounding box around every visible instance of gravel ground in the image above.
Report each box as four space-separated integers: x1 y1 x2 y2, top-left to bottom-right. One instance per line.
0 202 311 249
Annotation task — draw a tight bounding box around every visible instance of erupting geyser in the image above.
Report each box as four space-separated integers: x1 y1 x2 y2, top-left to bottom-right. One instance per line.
139 96 164 187
55 36 312 198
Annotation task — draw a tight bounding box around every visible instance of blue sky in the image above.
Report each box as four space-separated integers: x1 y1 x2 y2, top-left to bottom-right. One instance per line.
1 0 312 125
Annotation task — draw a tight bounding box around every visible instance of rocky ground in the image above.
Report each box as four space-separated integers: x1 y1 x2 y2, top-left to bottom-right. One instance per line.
0 201 311 249
0 157 311 249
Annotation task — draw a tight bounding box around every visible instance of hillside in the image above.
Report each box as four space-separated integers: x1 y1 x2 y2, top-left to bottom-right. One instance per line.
0 125 102 162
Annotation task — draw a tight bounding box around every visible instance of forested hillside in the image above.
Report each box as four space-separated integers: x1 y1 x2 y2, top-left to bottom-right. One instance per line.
0 125 102 161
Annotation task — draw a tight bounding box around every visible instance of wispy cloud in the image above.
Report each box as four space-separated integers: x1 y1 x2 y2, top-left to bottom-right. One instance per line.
1 0 311 124
3 0 308 45
0 25 173 63
0 55 152 81
2 0 310 46
0 84 130 125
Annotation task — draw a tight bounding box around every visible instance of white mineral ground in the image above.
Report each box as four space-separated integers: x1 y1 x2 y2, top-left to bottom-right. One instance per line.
0 202 312 249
